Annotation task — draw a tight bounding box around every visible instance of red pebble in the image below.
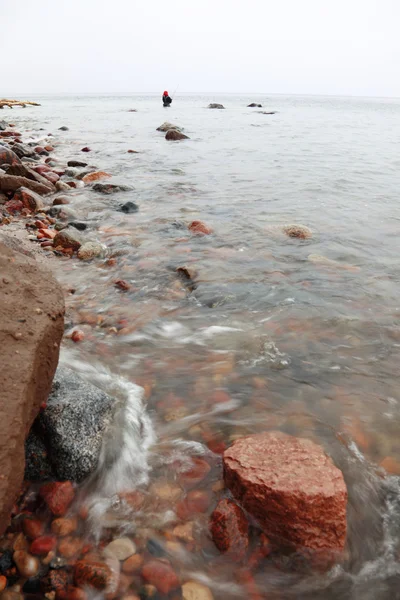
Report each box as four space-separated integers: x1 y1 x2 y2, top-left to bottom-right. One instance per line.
45 145 54 152
188 220 213 235
180 457 211 486
177 490 211 519
81 147 91 152
39 228 56 240
23 517 45 539
30 535 57 555
209 498 249 561
34 165 51 174
115 279 131 291
142 559 180 595
5 199 23 214
34 146 44 153
40 481 75 516
71 330 85 343
43 172 60 184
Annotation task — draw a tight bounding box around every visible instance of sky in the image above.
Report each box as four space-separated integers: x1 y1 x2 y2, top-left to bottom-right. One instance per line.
1 0 399 97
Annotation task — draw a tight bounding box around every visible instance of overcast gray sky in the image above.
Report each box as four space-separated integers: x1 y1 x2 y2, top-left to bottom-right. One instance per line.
1 0 399 97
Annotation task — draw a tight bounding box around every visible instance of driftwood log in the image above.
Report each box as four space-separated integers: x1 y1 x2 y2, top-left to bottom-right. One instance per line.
0 99 41 109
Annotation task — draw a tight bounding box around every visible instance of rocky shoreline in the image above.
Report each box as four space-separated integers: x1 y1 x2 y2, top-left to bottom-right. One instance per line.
0 111 349 600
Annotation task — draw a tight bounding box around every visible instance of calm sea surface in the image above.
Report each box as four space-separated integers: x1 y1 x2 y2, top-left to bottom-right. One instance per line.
13 93 400 598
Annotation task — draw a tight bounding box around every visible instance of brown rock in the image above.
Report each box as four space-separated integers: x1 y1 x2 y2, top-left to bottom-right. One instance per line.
121 554 143 574
74 560 112 591
282 224 312 239
223 432 347 552
0 242 64 535
39 481 75 516
0 575 6 592
52 197 70 206
115 279 131 291
6 163 56 190
182 581 214 600
51 517 78 537
53 229 83 251
13 550 40 578
141 559 180 595
0 175 53 196
0 147 21 166
58 536 83 558
81 147 91 153
165 130 189 141
209 498 249 560
82 171 111 183
30 535 57 555
13 187 44 212
22 517 45 539
188 221 212 235
56 586 88 600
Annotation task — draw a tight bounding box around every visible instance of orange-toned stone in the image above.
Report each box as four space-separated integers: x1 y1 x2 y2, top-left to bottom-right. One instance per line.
82 171 111 184
188 221 212 235
0 575 6 592
141 559 180 595
71 330 84 343
56 587 88 600
179 458 211 487
380 456 400 475
122 554 144 574
74 560 112 591
51 517 78 537
40 481 75 516
58 536 83 558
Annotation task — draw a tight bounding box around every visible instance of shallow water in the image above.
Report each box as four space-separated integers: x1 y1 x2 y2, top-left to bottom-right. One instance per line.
11 93 400 598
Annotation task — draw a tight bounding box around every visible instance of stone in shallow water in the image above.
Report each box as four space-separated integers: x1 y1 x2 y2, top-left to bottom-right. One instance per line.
182 581 214 600
209 498 249 561
26 366 115 482
104 537 136 561
223 431 347 552
119 201 139 214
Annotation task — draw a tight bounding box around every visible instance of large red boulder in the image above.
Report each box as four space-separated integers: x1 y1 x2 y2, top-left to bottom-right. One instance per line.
223 432 347 552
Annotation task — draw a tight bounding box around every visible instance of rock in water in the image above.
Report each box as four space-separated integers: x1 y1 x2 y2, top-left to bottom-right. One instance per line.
92 183 133 194
77 241 107 261
82 171 111 184
119 201 139 214
248 103 262 107
223 432 347 552
156 122 182 132
165 130 189 141
104 537 136 561
208 103 225 109
282 224 312 239
0 146 21 166
67 160 87 168
182 581 214 600
59 126 69 131
53 228 83 251
25 366 115 482
209 498 249 561
0 242 64 535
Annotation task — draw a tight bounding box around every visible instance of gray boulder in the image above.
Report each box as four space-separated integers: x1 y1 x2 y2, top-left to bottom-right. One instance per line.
25 366 115 482
208 103 225 109
92 183 133 194
12 143 37 159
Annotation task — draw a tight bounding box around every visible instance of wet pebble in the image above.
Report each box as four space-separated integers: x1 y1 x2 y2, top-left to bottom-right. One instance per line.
141 559 180 595
51 517 78 538
182 581 214 600
74 560 111 591
121 554 143 574
53 229 83 251
0 550 13 574
282 224 312 239
104 537 136 561
56 586 88 600
188 221 212 235
115 280 131 291
67 160 87 167
81 147 91 152
58 536 83 559
30 536 57 556
39 481 75 516
13 551 40 578
77 241 106 261
0 576 6 592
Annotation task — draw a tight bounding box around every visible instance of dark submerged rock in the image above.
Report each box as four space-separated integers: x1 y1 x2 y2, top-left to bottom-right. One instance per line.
25 366 115 482
58 126 69 131
67 160 87 168
208 103 225 109
92 183 133 194
248 103 262 107
119 201 139 214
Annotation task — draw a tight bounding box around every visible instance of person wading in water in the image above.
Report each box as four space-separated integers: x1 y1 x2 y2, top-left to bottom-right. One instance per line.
162 90 172 107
